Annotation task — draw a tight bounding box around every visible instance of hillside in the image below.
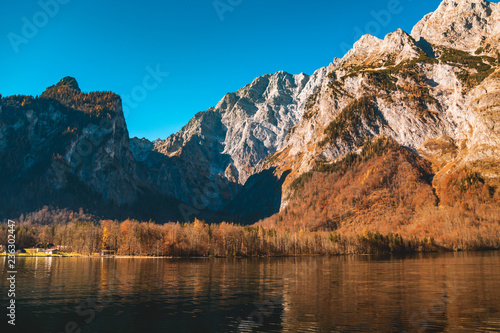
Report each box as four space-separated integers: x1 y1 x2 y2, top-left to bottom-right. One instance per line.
257 137 500 249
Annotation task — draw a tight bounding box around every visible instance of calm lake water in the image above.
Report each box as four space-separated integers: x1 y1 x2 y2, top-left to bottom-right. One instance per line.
1 252 500 333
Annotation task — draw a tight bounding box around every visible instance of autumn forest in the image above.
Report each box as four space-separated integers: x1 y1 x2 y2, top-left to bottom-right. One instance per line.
2 138 499 257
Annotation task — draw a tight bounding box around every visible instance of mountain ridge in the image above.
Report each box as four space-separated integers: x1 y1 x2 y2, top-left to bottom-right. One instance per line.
1 0 499 226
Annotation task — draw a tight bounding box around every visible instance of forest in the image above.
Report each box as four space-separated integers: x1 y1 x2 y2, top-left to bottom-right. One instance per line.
1 137 499 257
0 210 440 257
1 192 498 258
260 138 500 252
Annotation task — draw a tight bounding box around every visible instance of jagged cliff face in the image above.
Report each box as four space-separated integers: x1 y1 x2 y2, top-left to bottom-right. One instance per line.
411 0 500 55
258 0 500 209
158 70 327 185
0 78 159 219
0 78 136 207
131 70 326 210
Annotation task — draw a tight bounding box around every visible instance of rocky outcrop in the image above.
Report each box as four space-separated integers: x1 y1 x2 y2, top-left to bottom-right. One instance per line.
132 69 326 211
157 70 326 183
339 29 423 69
411 0 500 55
0 78 183 221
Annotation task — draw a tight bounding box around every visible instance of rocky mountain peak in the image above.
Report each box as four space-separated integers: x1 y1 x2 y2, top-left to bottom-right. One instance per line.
384 28 416 49
411 0 500 54
54 76 81 92
351 34 382 53
130 68 327 212
339 29 421 69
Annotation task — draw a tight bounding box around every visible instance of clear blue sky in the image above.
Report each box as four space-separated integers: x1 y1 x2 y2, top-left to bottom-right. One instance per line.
1 0 441 140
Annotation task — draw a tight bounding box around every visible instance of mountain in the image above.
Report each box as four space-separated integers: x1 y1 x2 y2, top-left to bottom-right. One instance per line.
0 77 184 221
133 0 499 223
257 0 500 213
129 69 326 212
1 0 499 227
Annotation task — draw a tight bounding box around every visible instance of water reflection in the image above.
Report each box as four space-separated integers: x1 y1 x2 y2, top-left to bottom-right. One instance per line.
1 252 500 332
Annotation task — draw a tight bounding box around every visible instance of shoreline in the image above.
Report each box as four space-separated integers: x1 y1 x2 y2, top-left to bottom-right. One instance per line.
2 248 499 259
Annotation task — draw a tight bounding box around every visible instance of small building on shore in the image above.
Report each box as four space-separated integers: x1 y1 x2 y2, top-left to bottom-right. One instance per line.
101 250 115 256
45 248 59 255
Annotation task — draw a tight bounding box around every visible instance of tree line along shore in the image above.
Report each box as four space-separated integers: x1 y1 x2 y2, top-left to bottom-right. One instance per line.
1 206 499 257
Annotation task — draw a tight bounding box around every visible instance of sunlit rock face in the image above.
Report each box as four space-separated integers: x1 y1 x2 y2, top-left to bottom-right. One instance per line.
411 0 500 55
133 69 326 210
256 0 500 209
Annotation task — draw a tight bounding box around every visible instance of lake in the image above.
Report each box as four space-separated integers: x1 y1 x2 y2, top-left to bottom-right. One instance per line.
1 252 500 332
